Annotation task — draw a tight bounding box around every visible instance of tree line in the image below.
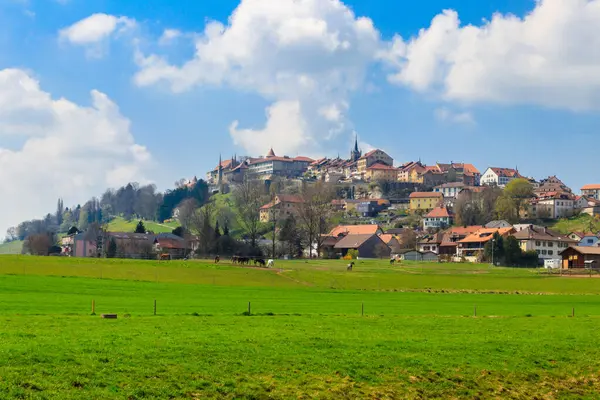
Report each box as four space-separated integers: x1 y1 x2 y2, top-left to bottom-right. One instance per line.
5 179 209 243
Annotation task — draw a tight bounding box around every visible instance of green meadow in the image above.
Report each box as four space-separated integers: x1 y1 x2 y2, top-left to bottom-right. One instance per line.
1 256 600 398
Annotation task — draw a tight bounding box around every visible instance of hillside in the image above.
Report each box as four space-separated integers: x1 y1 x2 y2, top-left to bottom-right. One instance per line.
551 214 600 234
0 241 23 255
106 217 179 234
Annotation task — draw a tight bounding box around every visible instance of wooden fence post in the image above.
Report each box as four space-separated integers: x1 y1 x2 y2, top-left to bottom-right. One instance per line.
248 302 251 315
92 300 95 315
572 307 575 318
154 299 157 316
474 305 477 317
362 302 364 317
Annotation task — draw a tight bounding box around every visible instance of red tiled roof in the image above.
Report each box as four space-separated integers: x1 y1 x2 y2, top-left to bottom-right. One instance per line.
293 156 314 162
489 167 522 178
582 184 600 190
360 149 379 158
276 194 304 204
409 192 443 199
459 228 514 243
329 224 381 237
367 162 397 171
425 207 452 218
213 159 234 171
378 234 395 244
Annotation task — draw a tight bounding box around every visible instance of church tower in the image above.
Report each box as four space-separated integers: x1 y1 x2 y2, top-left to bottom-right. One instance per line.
350 134 361 162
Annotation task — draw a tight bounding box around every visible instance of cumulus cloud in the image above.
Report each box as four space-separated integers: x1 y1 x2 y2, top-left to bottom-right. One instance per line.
134 0 380 156
158 29 182 45
59 13 136 57
0 68 152 236
434 107 475 125
381 0 600 111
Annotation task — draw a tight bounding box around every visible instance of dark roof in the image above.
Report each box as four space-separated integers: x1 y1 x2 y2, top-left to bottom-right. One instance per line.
512 226 576 242
561 246 600 256
334 234 378 249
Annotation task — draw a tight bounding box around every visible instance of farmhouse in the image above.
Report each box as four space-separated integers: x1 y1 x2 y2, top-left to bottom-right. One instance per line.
333 234 391 259
560 246 600 269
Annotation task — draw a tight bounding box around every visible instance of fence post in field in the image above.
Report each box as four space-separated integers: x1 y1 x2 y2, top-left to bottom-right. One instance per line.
572 307 575 317
248 302 251 315
91 300 95 315
362 302 364 317
154 299 157 316
474 305 477 317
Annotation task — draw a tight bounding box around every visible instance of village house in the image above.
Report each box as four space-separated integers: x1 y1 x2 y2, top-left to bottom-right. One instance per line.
435 163 481 186
409 192 443 212
438 226 483 257
457 227 515 262
259 194 304 223
153 233 189 260
535 176 572 196
333 234 391 259
423 206 453 230
560 246 600 269
357 149 393 176
329 224 383 237
567 232 600 247
581 184 600 200
480 167 523 187
530 192 575 219
512 226 576 264
433 182 468 198
378 234 403 255
397 161 425 183
365 162 398 181
246 149 313 180
417 232 444 254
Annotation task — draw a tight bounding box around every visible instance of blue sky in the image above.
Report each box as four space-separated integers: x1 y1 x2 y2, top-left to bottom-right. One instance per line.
1 0 600 233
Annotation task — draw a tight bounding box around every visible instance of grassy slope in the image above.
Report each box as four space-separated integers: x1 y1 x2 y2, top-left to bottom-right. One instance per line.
552 213 600 234
106 216 179 234
0 240 23 254
3 257 600 398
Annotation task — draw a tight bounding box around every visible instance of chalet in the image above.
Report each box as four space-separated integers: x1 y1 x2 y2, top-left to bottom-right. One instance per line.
438 226 483 256
418 232 444 254
567 232 600 247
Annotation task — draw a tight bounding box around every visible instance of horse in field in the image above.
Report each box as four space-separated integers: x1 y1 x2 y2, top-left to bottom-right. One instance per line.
267 259 275 268
254 258 266 267
214 255 220 264
347 262 354 271
159 253 170 261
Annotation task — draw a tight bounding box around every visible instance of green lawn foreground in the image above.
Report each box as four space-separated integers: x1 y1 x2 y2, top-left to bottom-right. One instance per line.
2 256 600 398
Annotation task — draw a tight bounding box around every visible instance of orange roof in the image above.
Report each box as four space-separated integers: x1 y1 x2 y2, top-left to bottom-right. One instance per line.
293 156 314 162
329 224 381 237
425 206 452 218
409 192 443 199
459 227 514 244
446 226 483 236
360 149 379 158
378 234 395 244
582 184 600 190
213 159 234 171
462 163 480 174
275 194 304 204
489 167 522 178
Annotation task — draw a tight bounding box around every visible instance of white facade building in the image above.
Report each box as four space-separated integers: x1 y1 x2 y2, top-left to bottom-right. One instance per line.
480 167 522 187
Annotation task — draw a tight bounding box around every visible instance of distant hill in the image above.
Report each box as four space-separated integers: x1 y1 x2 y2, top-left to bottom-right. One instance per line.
106 217 179 234
0 240 23 255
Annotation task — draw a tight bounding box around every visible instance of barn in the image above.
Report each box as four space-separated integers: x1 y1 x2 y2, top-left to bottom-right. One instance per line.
560 246 600 269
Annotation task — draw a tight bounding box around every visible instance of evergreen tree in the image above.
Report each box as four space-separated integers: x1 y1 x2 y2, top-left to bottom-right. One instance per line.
135 220 146 234
107 238 117 258
214 221 221 240
223 223 230 236
56 198 64 226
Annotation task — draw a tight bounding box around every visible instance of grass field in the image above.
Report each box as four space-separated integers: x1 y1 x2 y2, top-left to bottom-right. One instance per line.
106 217 179 234
551 213 600 234
2 256 600 398
0 240 23 254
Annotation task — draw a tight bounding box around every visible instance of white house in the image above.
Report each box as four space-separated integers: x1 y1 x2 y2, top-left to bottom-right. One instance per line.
513 226 576 263
423 206 453 230
531 192 575 219
480 167 523 187
433 182 465 199
582 184 600 200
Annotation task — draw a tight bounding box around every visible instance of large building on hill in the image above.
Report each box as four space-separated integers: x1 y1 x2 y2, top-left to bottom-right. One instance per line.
357 149 393 175
480 167 523 187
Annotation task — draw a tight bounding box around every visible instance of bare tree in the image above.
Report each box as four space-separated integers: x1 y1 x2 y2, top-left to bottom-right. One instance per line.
23 234 52 256
297 182 335 258
191 201 216 255
177 198 199 230
233 179 268 251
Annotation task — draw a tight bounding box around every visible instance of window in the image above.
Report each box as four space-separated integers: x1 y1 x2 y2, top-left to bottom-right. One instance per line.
548 250 553 255
536 241 541 246
588 239 594 244
536 250 541 255
542 250 547 255
548 242 553 247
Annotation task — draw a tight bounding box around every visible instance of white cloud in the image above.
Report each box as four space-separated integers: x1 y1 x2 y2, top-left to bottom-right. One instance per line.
134 0 380 156
0 68 152 236
434 107 475 125
59 13 136 57
382 0 600 111
158 29 182 45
